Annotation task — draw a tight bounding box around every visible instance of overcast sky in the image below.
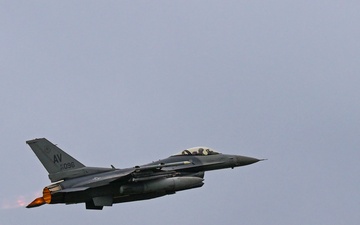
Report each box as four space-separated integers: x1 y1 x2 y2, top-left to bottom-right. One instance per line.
1 1 359 225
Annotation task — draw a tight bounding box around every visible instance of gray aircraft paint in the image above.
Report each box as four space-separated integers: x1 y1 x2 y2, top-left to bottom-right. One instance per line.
26 138 262 210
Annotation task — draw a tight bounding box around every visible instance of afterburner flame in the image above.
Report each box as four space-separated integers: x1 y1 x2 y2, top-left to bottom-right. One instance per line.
26 197 46 208
42 187 51 204
1 194 37 209
26 187 52 208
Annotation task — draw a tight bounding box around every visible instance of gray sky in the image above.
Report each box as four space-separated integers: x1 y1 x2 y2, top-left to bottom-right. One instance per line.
1 1 359 224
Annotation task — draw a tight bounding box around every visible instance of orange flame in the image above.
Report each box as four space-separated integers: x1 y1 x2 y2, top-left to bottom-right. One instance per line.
1 191 43 209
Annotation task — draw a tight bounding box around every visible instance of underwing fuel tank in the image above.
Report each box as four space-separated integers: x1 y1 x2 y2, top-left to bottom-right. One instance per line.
120 177 204 195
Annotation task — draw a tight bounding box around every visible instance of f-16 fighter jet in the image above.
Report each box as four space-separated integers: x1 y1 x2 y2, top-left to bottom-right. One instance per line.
26 138 262 210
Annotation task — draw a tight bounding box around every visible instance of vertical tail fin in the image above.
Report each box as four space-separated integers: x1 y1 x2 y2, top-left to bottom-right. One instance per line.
26 138 85 175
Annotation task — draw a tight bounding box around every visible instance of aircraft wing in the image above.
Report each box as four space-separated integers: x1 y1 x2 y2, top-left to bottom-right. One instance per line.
71 161 191 188
134 160 192 171
72 168 136 188
57 187 90 193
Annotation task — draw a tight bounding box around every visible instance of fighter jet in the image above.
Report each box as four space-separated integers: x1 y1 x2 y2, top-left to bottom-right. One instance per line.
26 138 262 210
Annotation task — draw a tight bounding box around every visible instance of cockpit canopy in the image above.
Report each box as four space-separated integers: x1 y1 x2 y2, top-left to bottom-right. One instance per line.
173 147 220 156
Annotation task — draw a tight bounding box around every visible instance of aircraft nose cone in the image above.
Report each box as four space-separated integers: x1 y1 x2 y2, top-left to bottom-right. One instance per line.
235 155 261 166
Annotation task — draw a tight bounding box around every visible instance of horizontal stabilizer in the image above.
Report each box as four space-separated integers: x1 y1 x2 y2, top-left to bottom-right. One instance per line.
57 187 89 193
